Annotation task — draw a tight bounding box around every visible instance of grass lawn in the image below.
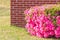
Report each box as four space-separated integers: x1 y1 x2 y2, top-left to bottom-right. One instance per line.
0 0 60 40
0 16 59 40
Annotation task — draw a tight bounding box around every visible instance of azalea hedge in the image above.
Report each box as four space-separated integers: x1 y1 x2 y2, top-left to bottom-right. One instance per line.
24 4 60 38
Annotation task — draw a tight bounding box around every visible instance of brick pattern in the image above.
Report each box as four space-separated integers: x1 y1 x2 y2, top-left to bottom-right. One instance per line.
11 0 60 27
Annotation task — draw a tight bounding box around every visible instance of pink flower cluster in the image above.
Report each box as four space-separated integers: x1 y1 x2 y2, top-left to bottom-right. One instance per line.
24 6 60 38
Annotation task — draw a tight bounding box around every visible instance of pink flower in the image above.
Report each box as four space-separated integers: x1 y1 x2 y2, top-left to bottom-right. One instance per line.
55 26 60 38
44 32 50 38
24 6 60 38
30 30 36 36
40 6 45 11
25 23 30 29
49 30 55 36
36 32 44 38
24 9 29 15
56 16 60 26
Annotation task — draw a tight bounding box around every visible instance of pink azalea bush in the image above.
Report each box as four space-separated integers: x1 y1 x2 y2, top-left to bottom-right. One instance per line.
24 5 60 38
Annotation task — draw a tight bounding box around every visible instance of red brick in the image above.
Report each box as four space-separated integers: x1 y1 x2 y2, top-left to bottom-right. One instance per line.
11 0 60 27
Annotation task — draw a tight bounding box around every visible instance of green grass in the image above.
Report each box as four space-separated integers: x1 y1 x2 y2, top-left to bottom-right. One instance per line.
0 0 10 8
0 16 60 40
0 0 60 40
0 7 10 16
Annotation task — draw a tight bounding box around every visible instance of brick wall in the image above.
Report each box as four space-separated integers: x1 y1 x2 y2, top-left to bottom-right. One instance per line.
11 0 60 27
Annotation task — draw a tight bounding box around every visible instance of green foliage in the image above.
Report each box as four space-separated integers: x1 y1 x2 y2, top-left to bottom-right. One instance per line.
45 5 60 27
45 6 60 16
